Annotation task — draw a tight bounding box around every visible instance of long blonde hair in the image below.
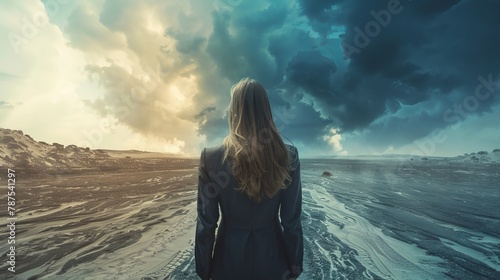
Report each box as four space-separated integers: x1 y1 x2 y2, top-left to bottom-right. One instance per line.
223 78 292 203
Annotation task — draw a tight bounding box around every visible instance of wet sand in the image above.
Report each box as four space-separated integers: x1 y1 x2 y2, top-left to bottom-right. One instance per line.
0 158 199 279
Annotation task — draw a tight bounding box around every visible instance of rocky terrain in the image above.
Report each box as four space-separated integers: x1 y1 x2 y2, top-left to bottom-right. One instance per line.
0 128 190 178
452 149 500 163
0 127 200 279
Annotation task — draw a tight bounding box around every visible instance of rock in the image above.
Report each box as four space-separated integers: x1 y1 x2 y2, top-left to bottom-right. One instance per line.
1 135 15 143
53 143 64 149
421 157 428 160
493 149 500 153
477 151 488 155
15 157 32 168
322 171 332 177
65 144 78 151
7 143 22 149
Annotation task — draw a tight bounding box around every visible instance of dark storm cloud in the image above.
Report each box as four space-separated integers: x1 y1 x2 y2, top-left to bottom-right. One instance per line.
287 0 500 148
191 1 343 150
181 0 500 153
205 1 291 86
274 102 333 150
286 50 337 101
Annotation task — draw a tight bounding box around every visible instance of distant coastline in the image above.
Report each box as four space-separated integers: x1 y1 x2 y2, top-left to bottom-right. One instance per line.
1 127 498 169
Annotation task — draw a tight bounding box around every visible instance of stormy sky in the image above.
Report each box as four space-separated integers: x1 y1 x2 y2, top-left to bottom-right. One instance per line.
1 0 499 157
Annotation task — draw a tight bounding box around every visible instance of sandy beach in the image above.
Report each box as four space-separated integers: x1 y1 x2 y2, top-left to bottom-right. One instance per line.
0 157 200 279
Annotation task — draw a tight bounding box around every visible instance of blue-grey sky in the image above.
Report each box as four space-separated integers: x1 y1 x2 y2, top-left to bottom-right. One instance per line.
0 0 499 157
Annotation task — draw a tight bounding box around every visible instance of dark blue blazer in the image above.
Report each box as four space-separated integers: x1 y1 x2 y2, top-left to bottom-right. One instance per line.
195 143 303 280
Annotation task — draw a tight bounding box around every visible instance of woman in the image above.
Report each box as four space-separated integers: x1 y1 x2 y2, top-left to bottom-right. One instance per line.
195 78 303 280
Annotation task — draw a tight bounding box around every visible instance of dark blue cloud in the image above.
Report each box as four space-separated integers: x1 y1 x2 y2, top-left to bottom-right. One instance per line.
183 0 500 152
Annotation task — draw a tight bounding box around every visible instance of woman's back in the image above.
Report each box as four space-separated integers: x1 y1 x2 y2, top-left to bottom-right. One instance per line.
195 143 303 280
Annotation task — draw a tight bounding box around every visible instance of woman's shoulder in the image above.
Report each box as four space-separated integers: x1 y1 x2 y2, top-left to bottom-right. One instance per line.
204 143 225 154
284 143 299 157
201 144 226 166
284 144 299 171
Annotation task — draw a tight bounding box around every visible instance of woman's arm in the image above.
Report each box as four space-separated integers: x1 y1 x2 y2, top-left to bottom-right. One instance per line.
195 148 219 280
280 147 304 278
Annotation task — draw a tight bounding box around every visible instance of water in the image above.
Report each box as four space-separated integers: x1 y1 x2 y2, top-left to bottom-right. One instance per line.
171 158 500 279
300 158 500 279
